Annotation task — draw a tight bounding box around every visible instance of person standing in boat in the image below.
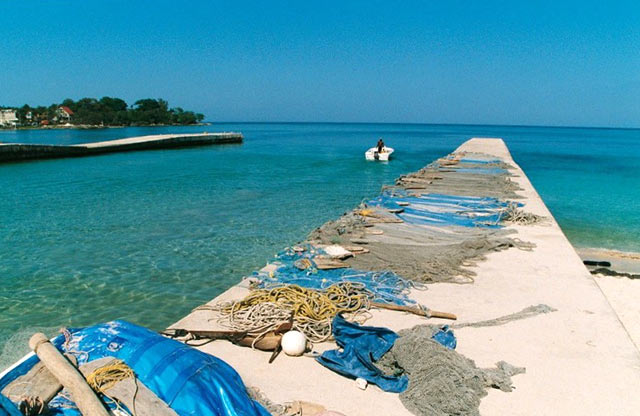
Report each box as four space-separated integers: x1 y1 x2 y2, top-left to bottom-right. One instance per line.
377 138 385 153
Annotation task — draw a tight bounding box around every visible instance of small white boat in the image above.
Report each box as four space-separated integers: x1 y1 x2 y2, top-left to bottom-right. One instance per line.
365 146 394 161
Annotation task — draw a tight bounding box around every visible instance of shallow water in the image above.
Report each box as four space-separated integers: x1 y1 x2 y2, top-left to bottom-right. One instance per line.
1 123 638 367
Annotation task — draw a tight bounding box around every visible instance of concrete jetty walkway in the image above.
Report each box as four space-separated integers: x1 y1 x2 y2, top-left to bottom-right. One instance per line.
171 138 640 415
0 132 242 163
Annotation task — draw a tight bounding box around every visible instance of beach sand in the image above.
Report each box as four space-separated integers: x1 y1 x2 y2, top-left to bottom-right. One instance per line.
577 247 640 350
576 247 640 274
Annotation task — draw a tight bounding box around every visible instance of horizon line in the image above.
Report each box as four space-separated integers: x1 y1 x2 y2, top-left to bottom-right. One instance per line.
204 120 640 131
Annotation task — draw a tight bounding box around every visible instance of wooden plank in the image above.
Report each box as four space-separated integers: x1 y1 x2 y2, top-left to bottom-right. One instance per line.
29 333 110 416
1 361 63 404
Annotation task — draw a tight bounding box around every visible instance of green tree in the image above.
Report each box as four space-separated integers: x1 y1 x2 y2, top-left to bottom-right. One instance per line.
99 97 127 112
16 104 32 125
33 106 47 123
47 104 58 122
132 98 171 125
8 97 202 127
61 98 76 111
170 107 204 124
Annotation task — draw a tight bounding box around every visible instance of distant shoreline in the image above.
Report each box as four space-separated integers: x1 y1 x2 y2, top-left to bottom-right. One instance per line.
0 122 211 132
4 121 638 131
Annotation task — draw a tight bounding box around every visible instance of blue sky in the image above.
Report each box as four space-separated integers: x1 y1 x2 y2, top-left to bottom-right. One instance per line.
1 0 639 127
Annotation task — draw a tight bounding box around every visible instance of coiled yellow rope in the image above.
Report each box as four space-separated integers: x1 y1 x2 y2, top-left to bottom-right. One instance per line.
86 360 137 416
212 282 372 343
86 360 134 392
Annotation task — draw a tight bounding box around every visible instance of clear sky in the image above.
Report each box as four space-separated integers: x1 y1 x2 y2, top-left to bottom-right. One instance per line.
1 0 639 127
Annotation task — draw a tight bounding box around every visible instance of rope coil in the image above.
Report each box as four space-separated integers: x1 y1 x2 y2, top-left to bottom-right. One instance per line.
86 361 134 393
86 360 138 416
207 283 372 343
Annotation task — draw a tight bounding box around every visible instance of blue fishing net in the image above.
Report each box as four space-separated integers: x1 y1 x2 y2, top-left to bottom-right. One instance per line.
458 158 502 164
426 157 508 174
254 245 419 306
446 167 507 175
367 192 517 228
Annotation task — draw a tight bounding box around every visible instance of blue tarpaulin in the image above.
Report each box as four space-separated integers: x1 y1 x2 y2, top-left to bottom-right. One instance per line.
0 321 269 416
432 325 457 350
317 315 409 393
317 316 458 393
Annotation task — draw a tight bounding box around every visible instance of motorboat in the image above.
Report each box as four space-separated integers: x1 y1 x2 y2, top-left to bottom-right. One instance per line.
365 146 394 161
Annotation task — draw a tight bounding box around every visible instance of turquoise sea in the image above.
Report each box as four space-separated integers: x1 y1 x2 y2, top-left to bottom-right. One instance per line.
1 123 639 366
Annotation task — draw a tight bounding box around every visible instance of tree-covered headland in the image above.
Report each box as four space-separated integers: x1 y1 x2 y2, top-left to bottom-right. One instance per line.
12 97 205 127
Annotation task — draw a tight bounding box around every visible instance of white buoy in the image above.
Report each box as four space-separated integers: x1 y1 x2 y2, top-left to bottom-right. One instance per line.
281 330 307 356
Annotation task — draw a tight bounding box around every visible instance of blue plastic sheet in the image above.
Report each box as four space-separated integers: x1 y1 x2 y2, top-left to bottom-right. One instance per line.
317 317 459 393
431 325 457 350
0 321 270 416
317 315 408 393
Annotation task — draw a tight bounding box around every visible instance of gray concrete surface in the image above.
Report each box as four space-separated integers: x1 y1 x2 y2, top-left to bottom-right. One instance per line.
0 132 242 162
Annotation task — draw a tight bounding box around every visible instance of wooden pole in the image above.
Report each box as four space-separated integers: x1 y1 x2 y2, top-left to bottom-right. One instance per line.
372 302 457 320
29 333 110 416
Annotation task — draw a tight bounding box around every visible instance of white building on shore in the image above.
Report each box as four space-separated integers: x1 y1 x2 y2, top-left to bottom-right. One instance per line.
56 106 74 122
0 109 18 127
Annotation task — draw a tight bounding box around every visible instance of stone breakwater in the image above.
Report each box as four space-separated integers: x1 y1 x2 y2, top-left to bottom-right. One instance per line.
0 132 243 163
169 138 640 416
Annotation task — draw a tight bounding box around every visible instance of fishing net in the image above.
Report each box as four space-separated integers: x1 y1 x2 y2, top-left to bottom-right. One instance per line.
501 202 548 225
367 192 512 228
0 326 59 373
376 325 525 416
247 387 286 416
453 304 556 329
307 151 537 283
396 172 523 200
308 209 534 284
254 245 421 305
347 233 534 283
393 152 523 200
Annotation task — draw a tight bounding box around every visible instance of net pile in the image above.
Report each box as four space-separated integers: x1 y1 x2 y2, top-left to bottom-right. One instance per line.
377 325 525 416
254 245 421 305
348 232 534 283
308 151 537 283
367 192 512 228
502 202 548 225
395 152 523 200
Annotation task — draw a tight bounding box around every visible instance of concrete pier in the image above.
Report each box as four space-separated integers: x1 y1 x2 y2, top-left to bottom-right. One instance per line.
171 138 640 415
0 132 243 163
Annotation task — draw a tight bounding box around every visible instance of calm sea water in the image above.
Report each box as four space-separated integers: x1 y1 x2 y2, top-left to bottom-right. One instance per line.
1 123 638 365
